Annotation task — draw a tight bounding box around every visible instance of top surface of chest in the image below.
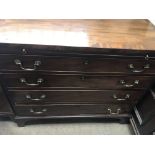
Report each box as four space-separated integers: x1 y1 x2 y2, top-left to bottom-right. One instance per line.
0 19 155 51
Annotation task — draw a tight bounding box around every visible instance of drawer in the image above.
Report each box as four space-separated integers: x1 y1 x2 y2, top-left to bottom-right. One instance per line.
14 104 131 116
0 55 84 72
84 58 154 74
1 73 155 90
0 55 155 74
7 90 144 105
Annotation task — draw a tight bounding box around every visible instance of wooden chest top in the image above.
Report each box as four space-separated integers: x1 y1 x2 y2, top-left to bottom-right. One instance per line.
0 19 155 50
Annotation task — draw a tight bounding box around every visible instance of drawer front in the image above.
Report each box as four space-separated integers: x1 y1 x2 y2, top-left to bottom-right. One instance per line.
0 55 155 74
84 58 154 74
0 55 84 72
1 73 155 89
7 90 144 105
14 104 131 116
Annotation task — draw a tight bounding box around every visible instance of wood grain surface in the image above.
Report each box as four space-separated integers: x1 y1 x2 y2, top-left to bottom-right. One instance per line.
0 19 155 50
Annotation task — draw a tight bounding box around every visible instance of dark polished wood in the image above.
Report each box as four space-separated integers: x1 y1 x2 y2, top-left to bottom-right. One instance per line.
0 20 155 130
0 84 13 116
14 115 131 127
8 89 144 105
14 103 131 116
0 55 155 74
130 89 155 134
2 73 154 90
134 90 155 125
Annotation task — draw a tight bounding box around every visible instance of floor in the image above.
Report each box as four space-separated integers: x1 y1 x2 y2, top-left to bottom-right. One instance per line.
0 119 133 135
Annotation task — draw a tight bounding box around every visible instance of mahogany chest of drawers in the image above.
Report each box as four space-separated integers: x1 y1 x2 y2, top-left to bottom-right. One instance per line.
0 19 155 132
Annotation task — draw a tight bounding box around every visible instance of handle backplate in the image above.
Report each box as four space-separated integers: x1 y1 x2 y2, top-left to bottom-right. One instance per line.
120 79 139 88
20 78 44 86
128 64 150 73
113 94 130 101
108 108 121 115
30 108 47 114
14 59 41 71
26 94 46 101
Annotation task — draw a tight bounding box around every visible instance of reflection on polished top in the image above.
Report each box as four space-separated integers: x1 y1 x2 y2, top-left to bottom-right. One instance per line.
0 19 155 50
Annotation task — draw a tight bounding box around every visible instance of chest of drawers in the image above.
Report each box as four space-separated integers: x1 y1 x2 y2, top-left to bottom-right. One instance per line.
0 19 155 130
0 43 154 126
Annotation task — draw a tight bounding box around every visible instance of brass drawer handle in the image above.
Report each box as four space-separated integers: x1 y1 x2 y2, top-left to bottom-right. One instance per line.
108 108 121 115
120 80 139 88
25 94 46 101
30 108 47 114
20 78 44 86
113 94 130 101
128 64 150 73
14 59 41 71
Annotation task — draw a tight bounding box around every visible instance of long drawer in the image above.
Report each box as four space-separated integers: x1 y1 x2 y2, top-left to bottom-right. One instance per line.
7 90 144 105
14 103 132 116
1 73 155 89
0 55 154 74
